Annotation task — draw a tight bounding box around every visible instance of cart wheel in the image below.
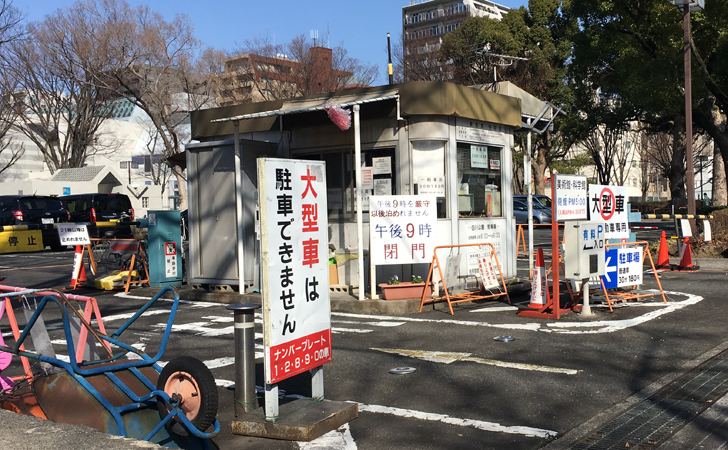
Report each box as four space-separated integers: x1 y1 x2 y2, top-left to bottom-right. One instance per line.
157 356 218 436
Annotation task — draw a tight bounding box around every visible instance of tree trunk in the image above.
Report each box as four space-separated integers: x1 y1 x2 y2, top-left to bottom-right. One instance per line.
713 145 727 206
173 167 188 211
669 119 687 208
533 143 548 196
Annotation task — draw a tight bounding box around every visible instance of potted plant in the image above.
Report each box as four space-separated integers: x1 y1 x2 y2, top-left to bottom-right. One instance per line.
378 275 434 301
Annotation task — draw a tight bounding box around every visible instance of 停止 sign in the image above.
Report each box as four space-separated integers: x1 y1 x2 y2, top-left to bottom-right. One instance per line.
258 158 332 384
369 195 436 265
588 185 629 239
553 174 588 221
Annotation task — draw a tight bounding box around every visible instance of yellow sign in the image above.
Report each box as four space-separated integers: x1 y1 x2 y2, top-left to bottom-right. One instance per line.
0 230 44 253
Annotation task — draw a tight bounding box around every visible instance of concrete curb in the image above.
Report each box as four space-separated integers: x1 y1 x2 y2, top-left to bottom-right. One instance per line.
0 409 163 449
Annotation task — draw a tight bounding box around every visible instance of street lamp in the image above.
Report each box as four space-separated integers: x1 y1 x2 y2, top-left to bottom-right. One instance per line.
665 0 704 216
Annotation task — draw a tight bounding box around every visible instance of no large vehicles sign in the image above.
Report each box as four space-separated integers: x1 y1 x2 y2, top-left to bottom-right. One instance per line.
588 185 629 239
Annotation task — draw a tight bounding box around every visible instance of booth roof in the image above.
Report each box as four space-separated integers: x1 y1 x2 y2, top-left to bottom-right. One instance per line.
190 81 523 140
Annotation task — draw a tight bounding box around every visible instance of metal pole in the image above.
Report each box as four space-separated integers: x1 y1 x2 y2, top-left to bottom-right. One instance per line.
526 123 534 279
683 6 696 217
387 33 394 85
582 278 592 316
226 303 260 415
354 105 365 300
233 122 246 294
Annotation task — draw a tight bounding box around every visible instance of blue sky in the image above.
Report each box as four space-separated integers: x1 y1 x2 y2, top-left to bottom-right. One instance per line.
16 0 528 84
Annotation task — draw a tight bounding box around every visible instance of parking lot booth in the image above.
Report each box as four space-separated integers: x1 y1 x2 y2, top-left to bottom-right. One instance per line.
189 81 522 295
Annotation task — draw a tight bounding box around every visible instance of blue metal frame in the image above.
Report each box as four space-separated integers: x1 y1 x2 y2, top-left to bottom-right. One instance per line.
0 287 220 442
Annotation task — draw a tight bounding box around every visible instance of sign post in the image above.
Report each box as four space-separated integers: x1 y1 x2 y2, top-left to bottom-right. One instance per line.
258 158 332 420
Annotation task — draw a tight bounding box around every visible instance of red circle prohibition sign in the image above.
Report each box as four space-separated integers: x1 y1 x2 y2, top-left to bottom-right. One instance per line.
599 187 616 221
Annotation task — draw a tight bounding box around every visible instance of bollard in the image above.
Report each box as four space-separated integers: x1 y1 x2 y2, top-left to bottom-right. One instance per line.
226 303 260 415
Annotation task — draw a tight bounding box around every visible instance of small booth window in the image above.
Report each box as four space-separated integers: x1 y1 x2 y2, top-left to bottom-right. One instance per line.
412 140 447 218
456 143 502 217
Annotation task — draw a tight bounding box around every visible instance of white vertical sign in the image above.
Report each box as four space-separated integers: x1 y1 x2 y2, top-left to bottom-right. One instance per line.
588 184 629 239
554 174 588 221
259 158 332 385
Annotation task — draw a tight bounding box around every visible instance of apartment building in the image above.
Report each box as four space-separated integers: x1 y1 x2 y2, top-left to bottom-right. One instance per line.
402 0 510 81
218 46 354 107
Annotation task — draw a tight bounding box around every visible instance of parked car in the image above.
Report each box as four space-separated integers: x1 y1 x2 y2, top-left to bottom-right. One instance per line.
0 195 69 226
61 193 134 223
513 194 552 209
513 199 552 224
0 195 70 250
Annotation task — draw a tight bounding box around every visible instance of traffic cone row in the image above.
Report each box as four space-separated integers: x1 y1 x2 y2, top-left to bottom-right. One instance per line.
655 231 699 272
528 247 550 309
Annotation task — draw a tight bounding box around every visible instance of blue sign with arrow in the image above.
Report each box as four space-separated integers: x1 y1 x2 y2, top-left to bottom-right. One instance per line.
601 248 618 289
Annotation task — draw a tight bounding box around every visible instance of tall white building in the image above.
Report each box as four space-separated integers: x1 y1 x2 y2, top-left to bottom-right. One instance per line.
402 0 510 80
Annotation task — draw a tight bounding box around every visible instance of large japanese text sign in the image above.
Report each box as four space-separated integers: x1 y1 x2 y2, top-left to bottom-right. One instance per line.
258 158 332 384
588 184 629 239
554 174 588 221
369 195 437 265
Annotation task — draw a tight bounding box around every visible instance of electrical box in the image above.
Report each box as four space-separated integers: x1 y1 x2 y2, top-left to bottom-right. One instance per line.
564 221 606 279
140 210 182 287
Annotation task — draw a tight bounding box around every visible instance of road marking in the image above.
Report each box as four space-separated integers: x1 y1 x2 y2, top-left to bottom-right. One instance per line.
372 348 578 375
332 327 373 334
356 403 558 439
298 423 356 450
470 306 519 313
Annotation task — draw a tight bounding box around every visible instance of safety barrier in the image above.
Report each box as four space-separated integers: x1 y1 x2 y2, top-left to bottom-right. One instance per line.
419 243 510 315
642 214 713 220
0 222 133 254
88 238 149 293
0 285 109 380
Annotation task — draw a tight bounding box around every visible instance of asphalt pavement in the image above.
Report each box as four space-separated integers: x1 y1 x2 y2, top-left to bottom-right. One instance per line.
2 226 728 449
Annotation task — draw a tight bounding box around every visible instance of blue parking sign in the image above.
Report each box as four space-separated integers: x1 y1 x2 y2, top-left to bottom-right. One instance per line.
601 248 618 289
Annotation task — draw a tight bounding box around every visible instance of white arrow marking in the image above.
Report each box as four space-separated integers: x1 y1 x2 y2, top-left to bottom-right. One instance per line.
603 255 615 283
372 348 578 375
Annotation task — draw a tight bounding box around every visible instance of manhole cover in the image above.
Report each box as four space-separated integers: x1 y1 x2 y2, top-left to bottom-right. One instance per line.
494 335 515 342
389 367 417 375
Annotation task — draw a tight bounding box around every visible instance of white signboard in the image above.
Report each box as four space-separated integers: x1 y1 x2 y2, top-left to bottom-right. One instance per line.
374 178 392 196
489 159 501 170
361 167 374 190
259 158 332 385
470 145 489 169
418 176 445 196
372 157 391 175
588 184 629 239
458 220 506 281
369 195 437 265
680 219 692 238
554 174 588 221
564 221 606 279
444 254 461 290
164 242 179 278
478 251 500 289
704 220 712 242
57 224 90 246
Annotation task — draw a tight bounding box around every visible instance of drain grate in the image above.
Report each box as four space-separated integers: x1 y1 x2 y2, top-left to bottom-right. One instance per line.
570 349 728 449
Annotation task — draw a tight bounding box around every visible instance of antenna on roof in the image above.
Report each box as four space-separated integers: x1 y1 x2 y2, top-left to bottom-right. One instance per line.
310 29 319 47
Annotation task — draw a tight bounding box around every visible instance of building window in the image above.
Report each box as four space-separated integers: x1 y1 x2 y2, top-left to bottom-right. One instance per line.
142 197 149 208
412 140 447 218
120 161 128 169
457 143 503 217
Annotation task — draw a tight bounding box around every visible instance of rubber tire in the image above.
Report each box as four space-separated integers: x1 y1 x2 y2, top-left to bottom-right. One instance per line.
156 356 218 436
532 217 541 224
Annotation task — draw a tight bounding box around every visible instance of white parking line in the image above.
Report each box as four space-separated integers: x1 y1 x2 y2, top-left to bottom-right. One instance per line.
356 403 557 439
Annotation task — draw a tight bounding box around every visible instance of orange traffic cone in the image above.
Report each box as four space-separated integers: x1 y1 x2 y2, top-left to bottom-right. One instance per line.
68 245 83 289
675 237 699 272
655 231 672 271
528 248 550 309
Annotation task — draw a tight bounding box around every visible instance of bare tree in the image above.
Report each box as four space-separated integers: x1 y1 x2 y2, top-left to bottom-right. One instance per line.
73 0 220 211
0 0 24 175
583 126 621 185
1 3 120 174
392 33 450 83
